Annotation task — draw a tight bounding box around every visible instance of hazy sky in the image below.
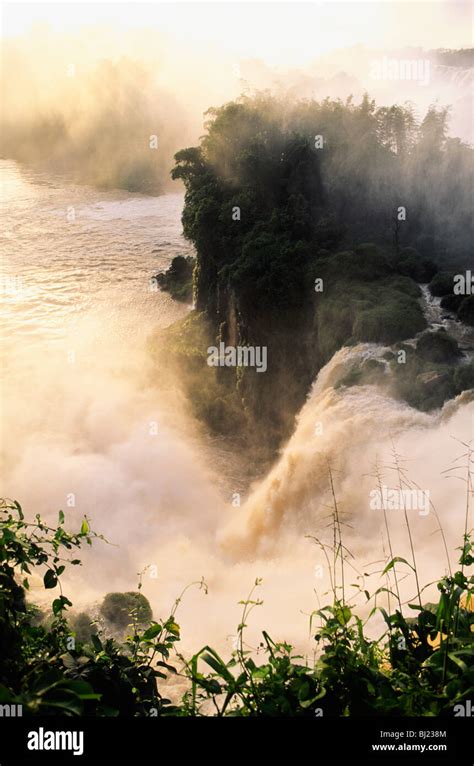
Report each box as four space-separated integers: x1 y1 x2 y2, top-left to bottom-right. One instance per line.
2 1 473 65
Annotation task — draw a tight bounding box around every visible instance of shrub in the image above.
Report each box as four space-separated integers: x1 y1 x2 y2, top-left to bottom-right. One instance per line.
70 612 95 643
428 272 456 297
440 294 464 312
416 330 462 364
396 247 437 283
155 256 195 302
453 362 474 393
100 592 153 631
0 494 472 718
353 299 426 344
0 501 189 716
458 296 474 326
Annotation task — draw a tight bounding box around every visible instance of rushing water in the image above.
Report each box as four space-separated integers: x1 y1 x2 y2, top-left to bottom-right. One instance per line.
420 284 474 359
0 159 262 657
0 159 192 371
1 159 472 660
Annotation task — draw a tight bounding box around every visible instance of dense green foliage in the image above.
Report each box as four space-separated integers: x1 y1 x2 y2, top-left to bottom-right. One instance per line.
100 592 153 632
0 501 187 715
1 495 472 717
311 246 428 362
154 256 195 302
173 95 473 280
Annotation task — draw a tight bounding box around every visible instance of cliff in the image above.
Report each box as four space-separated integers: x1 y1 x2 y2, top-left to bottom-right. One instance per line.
158 94 474 459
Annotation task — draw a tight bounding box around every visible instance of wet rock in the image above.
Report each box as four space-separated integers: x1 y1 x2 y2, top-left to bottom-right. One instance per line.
416 371 450 389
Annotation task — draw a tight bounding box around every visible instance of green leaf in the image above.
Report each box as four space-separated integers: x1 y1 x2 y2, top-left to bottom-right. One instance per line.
43 569 58 589
382 556 414 575
165 620 180 636
199 648 234 683
335 606 352 626
143 623 163 641
448 653 467 673
298 681 310 701
91 634 102 652
62 679 99 697
52 596 72 615
80 519 89 535
155 661 177 674
58 510 65 525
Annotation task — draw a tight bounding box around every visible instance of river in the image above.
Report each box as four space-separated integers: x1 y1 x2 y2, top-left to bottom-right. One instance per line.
0 159 191 369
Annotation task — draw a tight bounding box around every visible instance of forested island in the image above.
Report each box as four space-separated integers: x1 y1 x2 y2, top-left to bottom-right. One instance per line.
157 94 474 462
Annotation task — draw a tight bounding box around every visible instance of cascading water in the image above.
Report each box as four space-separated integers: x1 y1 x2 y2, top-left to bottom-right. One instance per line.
419 284 474 359
219 291 473 613
220 345 473 560
1 159 472 658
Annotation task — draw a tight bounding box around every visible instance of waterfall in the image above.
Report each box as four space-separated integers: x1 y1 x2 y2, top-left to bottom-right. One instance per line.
220 339 473 572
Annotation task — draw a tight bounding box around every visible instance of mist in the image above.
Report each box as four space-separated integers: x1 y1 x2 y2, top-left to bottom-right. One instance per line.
3 328 472 657
0 25 236 191
1 23 472 192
